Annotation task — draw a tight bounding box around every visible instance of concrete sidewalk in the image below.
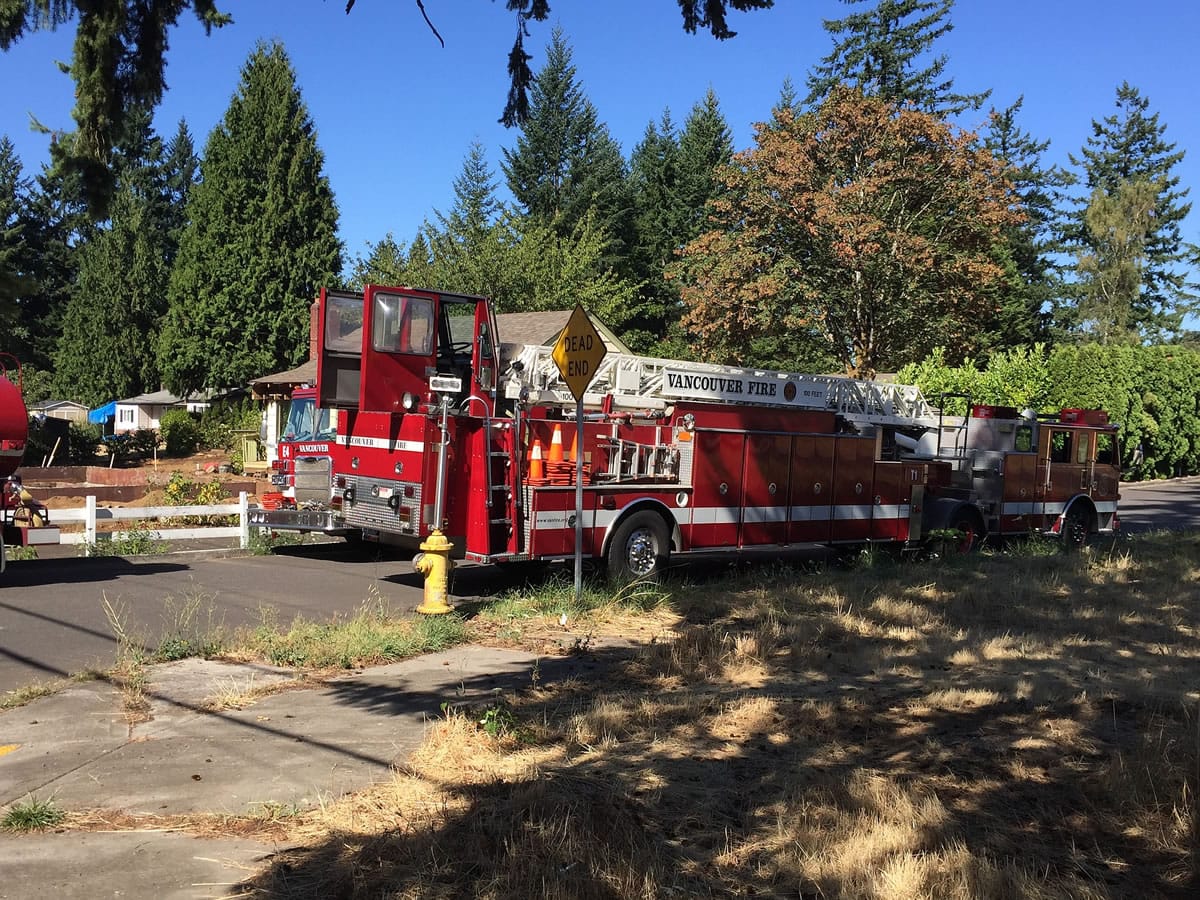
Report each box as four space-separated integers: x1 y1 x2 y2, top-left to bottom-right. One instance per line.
0 645 597 898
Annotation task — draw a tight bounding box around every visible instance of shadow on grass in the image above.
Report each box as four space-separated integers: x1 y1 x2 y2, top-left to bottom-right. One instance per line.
236 532 1200 899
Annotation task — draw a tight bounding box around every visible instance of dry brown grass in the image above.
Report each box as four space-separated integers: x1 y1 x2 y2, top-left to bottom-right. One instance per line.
221 533 1199 898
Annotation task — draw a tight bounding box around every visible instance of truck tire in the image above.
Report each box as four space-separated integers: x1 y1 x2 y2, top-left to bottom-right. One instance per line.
949 508 983 554
1061 504 1091 550
606 510 670 583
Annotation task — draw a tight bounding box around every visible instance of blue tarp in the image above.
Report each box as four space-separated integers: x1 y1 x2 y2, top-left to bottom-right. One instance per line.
88 401 116 425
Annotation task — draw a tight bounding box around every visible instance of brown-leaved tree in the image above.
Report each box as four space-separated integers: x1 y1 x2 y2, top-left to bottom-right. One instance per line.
673 87 1023 378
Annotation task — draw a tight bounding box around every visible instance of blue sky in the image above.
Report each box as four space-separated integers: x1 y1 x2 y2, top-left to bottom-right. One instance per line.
1 0 1198 281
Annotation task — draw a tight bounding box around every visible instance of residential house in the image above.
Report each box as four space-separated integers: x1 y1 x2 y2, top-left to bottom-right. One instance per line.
28 399 90 426
112 389 222 434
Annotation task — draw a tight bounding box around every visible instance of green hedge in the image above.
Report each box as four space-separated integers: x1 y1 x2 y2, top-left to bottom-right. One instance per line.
897 344 1200 480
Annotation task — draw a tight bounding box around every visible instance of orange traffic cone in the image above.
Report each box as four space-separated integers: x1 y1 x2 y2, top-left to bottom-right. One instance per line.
528 439 545 482
568 427 578 463
548 423 565 463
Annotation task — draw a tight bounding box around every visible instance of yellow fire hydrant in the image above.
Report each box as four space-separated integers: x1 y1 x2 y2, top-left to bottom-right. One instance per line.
413 530 455 615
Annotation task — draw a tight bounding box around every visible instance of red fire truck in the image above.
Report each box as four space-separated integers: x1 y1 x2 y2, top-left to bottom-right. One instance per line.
247 385 353 538
313 285 1120 581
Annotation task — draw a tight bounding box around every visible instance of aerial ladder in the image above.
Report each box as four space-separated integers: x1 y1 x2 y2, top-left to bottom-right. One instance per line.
508 345 946 430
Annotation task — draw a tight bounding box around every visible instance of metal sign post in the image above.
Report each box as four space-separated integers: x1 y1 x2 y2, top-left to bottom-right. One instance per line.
551 305 608 606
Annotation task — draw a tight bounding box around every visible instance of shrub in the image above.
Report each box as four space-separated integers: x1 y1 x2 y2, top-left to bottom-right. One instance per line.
159 409 199 456
198 399 261 451
67 423 101 464
129 428 161 458
903 343 1200 480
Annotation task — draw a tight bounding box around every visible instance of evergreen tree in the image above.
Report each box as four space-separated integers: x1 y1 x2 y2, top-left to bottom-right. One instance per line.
1074 178 1159 345
427 141 509 298
0 0 229 216
13 142 89 371
626 110 682 351
501 28 633 261
159 41 342 394
980 97 1070 350
0 137 33 340
54 108 194 405
1064 82 1194 340
349 233 408 289
626 90 736 353
805 0 987 116
676 88 735 244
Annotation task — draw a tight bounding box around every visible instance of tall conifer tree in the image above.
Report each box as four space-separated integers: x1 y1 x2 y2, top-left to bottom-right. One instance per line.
159 42 341 394
1064 82 1194 340
501 28 632 259
54 108 192 405
805 0 986 116
427 141 508 298
14 141 88 371
980 97 1070 350
0 137 33 341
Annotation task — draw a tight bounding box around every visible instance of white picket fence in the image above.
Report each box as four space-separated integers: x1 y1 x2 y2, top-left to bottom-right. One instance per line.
52 492 253 552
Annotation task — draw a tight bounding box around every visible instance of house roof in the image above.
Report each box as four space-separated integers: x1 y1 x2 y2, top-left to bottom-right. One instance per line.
29 399 89 412
116 388 233 406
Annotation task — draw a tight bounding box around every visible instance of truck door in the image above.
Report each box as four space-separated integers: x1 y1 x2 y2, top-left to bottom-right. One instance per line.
358 285 440 413
1037 427 1087 524
317 289 364 409
471 301 499 415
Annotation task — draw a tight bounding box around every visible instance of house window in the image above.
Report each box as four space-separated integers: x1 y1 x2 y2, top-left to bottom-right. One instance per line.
118 408 136 425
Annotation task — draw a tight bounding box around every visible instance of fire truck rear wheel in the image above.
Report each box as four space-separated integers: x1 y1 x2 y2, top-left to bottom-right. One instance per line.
607 511 670 583
949 509 983 554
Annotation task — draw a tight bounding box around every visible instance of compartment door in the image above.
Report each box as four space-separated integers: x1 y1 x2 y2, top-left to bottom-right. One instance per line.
740 434 790 547
789 435 833 544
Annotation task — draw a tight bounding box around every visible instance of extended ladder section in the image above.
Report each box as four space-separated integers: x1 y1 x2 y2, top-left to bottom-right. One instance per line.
509 344 943 429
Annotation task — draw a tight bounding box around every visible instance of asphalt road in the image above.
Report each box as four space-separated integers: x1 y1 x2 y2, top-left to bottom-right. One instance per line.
1115 476 1200 533
0 478 1196 694
0 542 530 694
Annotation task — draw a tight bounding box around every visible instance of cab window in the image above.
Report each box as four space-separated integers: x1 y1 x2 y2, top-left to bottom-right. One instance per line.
325 295 363 353
1049 431 1072 463
1096 433 1116 465
1076 435 1090 464
372 293 434 355
1014 425 1033 452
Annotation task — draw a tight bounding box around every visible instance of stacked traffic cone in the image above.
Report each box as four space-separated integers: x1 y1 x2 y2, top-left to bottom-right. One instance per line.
546 423 573 485
544 423 592 486
527 439 547 485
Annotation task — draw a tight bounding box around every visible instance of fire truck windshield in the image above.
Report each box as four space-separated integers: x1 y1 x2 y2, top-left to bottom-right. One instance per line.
282 396 334 441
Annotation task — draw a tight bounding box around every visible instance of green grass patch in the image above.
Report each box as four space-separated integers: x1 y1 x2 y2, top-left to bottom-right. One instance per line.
249 600 468 669
0 681 64 710
86 526 168 557
247 528 311 556
2 796 65 832
478 573 670 624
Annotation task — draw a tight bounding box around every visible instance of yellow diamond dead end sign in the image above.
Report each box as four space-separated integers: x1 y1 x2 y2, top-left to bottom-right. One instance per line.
552 304 608 401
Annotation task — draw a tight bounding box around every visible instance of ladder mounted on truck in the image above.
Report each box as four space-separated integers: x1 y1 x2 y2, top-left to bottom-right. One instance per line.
508 345 943 429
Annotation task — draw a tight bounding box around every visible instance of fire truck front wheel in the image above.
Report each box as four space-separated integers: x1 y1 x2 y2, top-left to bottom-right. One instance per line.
1061 503 1093 550
607 510 670 583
